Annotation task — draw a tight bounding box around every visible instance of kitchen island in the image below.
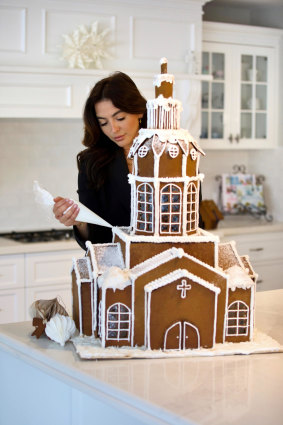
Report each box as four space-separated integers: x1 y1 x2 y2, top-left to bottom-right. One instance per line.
0 289 282 425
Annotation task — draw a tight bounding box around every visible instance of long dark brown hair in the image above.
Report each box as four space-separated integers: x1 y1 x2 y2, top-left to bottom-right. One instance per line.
77 72 147 190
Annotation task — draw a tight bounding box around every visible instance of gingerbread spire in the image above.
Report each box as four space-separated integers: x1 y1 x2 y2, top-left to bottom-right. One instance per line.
154 57 174 99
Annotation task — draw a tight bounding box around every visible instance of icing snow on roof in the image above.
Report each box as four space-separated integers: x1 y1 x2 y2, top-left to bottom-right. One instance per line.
131 247 184 277
97 266 131 291
218 241 245 271
72 257 92 283
86 241 125 274
226 265 255 291
129 128 205 158
144 268 221 294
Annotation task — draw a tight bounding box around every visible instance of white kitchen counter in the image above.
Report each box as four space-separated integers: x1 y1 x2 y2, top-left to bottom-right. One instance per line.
210 216 283 238
0 289 282 425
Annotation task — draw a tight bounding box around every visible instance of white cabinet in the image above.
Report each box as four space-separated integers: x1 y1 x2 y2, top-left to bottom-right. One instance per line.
200 22 282 149
221 231 283 292
0 289 25 324
0 248 81 324
0 255 25 324
25 249 81 317
0 254 25 289
0 0 204 120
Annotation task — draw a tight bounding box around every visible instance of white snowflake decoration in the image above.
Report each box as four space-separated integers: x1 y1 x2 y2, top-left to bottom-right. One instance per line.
61 21 112 69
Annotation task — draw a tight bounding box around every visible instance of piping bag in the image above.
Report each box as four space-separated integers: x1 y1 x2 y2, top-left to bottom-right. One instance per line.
33 181 112 228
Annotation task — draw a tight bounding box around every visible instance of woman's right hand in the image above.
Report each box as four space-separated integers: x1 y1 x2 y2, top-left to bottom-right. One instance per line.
53 196 80 227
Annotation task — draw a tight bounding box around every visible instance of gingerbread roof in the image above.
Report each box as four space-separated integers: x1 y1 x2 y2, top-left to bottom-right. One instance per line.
241 255 258 281
144 268 221 294
72 257 92 282
85 241 125 275
129 129 205 159
218 241 245 271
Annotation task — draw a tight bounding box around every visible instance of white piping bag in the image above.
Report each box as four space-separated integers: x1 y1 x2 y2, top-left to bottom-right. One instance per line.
33 181 112 228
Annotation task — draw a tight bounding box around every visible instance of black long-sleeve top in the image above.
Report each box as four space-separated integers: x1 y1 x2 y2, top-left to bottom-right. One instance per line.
74 149 131 249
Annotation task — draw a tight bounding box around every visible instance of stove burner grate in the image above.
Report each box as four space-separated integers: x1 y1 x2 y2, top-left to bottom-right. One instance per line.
0 229 74 243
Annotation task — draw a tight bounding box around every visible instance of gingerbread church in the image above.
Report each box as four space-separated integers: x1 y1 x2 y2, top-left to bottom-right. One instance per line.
71 58 257 351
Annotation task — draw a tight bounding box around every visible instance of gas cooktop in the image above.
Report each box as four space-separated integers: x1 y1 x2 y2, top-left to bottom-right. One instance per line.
0 229 74 243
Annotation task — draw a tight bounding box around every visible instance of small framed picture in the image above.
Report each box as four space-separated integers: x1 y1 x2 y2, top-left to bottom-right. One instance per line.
221 174 258 213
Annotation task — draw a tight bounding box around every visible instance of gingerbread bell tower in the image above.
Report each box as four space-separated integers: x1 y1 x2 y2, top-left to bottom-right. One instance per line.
129 57 205 238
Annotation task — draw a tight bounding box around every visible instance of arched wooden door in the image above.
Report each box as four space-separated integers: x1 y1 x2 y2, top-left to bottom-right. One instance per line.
164 321 200 350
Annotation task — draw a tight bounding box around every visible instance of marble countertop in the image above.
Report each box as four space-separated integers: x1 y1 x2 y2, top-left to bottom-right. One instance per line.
0 289 282 425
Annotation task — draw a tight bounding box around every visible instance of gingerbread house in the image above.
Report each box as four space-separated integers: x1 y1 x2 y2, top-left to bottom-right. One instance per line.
71 58 257 351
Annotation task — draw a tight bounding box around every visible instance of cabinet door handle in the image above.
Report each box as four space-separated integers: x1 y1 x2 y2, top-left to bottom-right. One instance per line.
228 134 233 143
235 134 240 143
250 247 264 252
257 279 263 284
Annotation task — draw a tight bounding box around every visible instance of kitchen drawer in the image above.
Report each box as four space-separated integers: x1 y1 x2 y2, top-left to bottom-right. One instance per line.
25 249 81 287
0 254 25 289
0 288 25 324
25 284 72 319
223 232 283 262
254 260 283 292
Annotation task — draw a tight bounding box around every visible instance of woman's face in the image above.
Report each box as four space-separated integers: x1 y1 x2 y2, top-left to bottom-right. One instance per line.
95 99 142 153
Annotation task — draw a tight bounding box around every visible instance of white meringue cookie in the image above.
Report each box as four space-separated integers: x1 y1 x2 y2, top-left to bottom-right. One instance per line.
45 314 76 346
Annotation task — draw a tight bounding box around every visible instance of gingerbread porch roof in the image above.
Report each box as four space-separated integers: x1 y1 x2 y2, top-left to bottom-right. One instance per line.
144 268 221 294
241 255 258 281
218 241 245 271
72 257 92 282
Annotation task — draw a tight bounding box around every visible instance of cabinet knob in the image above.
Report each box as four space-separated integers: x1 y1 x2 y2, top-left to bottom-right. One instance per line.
228 134 233 143
257 279 263 284
235 134 240 143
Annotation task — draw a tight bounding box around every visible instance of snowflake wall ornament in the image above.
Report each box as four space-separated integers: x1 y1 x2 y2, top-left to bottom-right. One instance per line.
61 21 112 69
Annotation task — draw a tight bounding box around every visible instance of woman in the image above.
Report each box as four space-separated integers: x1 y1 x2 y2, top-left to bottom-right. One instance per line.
53 72 147 249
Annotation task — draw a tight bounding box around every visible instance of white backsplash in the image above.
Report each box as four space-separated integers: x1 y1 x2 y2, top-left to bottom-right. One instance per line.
0 119 83 232
0 119 282 232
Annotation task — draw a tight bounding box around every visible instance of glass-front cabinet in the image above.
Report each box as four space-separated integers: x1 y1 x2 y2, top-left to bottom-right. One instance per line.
200 22 279 149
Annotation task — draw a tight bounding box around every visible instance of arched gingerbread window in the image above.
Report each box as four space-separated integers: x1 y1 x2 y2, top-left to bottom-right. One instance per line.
136 183 154 232
107 303 131 341
226 301 249 336
160 184 182 234
187 182 197 232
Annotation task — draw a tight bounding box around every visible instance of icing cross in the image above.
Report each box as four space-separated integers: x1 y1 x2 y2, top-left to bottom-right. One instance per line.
177 279 192 299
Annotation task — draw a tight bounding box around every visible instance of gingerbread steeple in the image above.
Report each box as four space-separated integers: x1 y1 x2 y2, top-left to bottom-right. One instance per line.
154 57 173 99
